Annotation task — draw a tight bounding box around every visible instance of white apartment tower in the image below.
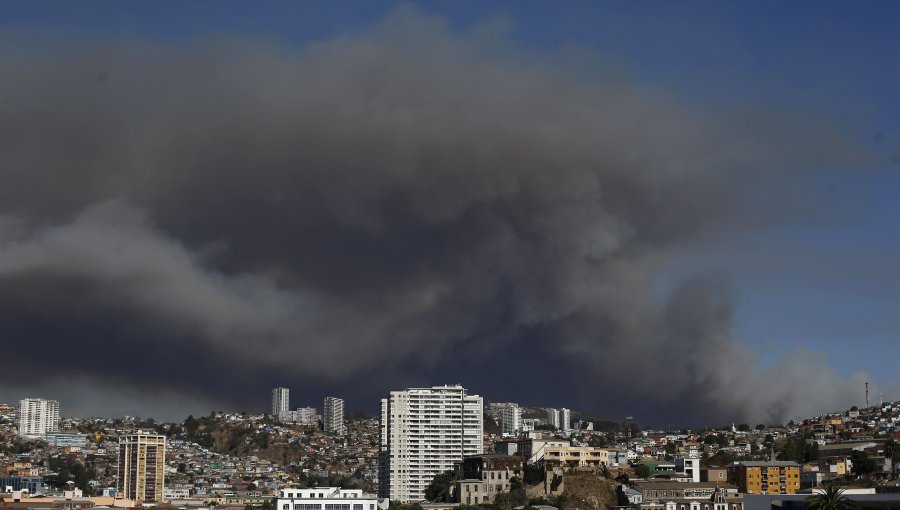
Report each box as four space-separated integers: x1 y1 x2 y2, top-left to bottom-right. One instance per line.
546 408 570 432
560 408 571 433
272 387 290 420
324 396 346 435
500 403 523 436
18 398 60 437
546 408 560 429
379 385 483 502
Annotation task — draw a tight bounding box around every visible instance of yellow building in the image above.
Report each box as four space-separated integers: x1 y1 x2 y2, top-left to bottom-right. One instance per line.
728 461 800 495
117 433 166 503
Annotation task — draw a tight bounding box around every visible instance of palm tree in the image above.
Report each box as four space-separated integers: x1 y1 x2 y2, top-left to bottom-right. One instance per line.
805 484 858 510
885 438 898 479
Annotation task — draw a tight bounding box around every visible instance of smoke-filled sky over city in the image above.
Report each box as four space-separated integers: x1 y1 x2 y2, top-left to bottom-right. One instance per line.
1 1 899 426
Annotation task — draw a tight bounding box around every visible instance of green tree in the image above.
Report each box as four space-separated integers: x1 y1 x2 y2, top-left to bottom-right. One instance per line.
388 502 423 510
185 415 199 437
885 439 898 478
493 477 527 510
805 484 858 510
633 464 651 478
589 434 610 447
850 451 876 477
425 471 456 502
616 485 629 506
46 457 97 493
484 416 501 435
737 424 751 432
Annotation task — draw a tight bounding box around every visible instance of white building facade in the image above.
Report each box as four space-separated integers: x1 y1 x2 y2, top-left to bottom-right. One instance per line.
272 387 290 420
560 408 571 433
379 385 483 502
501 404 522 436
18 398 60 437
546 409 560 429
277 487 378 510
324 397 346 435
286 407 318 426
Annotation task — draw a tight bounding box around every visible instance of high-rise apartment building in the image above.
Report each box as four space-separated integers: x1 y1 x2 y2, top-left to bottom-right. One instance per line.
117 434 166 502
500 403 522 436
285 406 317 426
379 385 483 503
546 408 560 429
323 397 345 435
272 387 290 420
560 408 571 433
545 408 570 432
18 398 60 437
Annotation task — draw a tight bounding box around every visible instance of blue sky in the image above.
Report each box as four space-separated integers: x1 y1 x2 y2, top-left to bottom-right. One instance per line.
2 0 899 417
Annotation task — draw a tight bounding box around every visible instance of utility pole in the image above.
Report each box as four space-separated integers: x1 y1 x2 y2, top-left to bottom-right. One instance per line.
865 381 870 409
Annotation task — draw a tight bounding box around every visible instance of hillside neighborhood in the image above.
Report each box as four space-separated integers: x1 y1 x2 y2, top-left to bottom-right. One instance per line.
2 394 899 510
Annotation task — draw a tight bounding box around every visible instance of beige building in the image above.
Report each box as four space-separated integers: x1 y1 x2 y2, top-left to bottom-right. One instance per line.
117 433 166 502
454 455 523 505
540 446 626 468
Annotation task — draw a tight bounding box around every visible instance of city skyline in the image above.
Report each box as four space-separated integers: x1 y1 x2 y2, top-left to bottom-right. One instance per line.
1 1 899 425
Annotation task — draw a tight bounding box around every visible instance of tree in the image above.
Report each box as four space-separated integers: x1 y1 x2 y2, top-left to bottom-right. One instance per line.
885 439 898 478
633 464 651 478
616 485 630 506
850 451 876 477
425 471 455 502
589 434 610 447
755 424 766 431
46 457 97 493
388 502 422 510
805 484 858 510
483 416 501 435
737 424 751 432
494 477 527 509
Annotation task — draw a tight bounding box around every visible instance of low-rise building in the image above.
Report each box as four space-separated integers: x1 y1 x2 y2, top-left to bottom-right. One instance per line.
276 487 378 510
453 455 523 505
727 462 800 495
0 476 44 494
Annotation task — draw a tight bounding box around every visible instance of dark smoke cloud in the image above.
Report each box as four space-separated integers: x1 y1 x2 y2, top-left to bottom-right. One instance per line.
0 7 878 423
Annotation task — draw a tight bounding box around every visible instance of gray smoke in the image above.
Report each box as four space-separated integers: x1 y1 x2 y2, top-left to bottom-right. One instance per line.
0 7 878 423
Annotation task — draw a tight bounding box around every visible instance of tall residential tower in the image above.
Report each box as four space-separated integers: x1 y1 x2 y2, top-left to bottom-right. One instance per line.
500 403 523 436
323 397 346 435
17 398 60 437
379 385 483 502
272 387 290 420
117 433 166 503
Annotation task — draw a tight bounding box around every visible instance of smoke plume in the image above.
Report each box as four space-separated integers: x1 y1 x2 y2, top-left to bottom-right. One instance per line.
0 7 876 423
